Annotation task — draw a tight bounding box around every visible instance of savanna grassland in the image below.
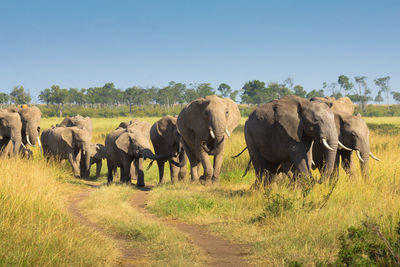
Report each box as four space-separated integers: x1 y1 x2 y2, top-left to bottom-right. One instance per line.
1 116 400 266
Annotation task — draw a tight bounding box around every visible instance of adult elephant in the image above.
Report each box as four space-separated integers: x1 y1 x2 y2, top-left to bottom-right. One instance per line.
57 115 93 134
0 109 23 156
177 95 241 184
244 95 338 187
105 119 170 186
150 115 187 184
311 105 379 179
311 96 354 115
41 126 91 178
8 106 42 151
88 143 106 178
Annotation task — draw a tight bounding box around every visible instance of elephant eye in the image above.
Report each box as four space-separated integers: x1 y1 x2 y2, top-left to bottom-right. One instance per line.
225 110 229 117
37 126 41 132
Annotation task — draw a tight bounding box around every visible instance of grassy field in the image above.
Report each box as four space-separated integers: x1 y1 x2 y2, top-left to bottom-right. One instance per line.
1 115 399 266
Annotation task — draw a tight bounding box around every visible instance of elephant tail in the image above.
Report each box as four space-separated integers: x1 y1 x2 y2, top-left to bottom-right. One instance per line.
146 159 155 170
232 147 248 159
242 156 253 178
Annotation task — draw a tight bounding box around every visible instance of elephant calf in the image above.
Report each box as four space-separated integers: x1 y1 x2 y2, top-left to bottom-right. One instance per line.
88 143 106 178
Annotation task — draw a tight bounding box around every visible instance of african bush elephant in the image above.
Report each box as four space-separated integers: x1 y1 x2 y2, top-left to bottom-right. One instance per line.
88 143 106 178
311 96 354 115
244 95 338 186
177 95 241 184
311 101 379 178
41 126 91 178
57 115 93 134
0 109 23 156
8 106 42 151
105 119 171 185
150 115 187 184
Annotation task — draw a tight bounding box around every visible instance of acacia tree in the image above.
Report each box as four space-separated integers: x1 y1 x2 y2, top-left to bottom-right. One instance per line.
374 76 391 106
392 92 400 104
10 85 31 104
0 93 9 108
354 76 371 112
217 83 231 98
374 92 384 104
293 85 307 98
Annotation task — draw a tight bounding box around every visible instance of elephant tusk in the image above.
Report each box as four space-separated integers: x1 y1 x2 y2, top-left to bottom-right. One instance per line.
356 150 364 163
37 136 43 155
338 140 352 151
21 142 26 149
311 160 316 167
209 128 215 139
26 134 36 147
322 138 334 151
225 128 230 137
369 152 380 161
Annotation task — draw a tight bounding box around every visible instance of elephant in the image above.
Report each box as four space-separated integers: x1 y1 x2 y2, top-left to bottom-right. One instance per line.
8 106 42 151
310 96 354 115
244 95 339 187
41 126 91 178
57 115 93 134
177 95 241 185
311 99 379 178
88 143 106 178
150 115 187 184
105 119 172 185
0 109 23 156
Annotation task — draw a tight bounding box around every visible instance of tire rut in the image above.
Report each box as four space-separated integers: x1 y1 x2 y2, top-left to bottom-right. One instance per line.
131 186 249 267
67 189 147 267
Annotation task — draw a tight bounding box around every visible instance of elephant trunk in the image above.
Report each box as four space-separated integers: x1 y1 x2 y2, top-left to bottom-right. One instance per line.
80 147 91 178
357 145 370 179
178 145 187 167
141 148 175 161
321 132 338 178
25 125 39 146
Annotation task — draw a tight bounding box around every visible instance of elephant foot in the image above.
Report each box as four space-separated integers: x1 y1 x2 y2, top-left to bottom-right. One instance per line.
136 183 145 187
199 175 212 186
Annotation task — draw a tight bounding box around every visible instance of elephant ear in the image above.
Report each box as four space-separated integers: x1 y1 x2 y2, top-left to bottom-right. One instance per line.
180 98 209 138
223 98 241 133
275 97 303 142
61 128 75 148
115 132 133 155
156 117 176 147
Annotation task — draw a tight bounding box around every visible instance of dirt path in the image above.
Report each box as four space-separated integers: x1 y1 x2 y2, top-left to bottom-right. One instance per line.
131 186 248 267
67 189 146 267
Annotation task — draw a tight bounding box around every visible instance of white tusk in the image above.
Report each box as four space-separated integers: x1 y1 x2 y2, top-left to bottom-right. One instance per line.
37 136 43 155
369 152 380 161
356 150 364 163
209 128 215 139
322 138 334 151
21 142 26 149
26 134 36 147
311 160 316 167
338 140 352 151
225 128 230 137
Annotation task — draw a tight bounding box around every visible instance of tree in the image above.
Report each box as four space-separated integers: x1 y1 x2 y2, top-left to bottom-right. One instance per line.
391 91 400 104
283 76 294 90
374 92 384 104
230 90 239 102
354 76 371 112
338 75 354 93
183 87 199 103
374 76 391 105
39 88 52 105
217 83 231 98
44 85 69 117
306 89 325 99
293 85 307 98
324 82 342 98
0 93 9 108
10 85 31 105
241 80 266 104
196 83 215 98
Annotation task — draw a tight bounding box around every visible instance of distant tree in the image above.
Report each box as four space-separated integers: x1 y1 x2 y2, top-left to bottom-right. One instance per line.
283 76 294 90
230 90 239 102
374 92 383 104
306 89 325 99
391 91 400 104
374 76 391 105
43 85 69 117
10 85 31 105
217 83 231 98
0 92 9 108
196 83 215 98
354 76 371 112
124 86 150 113
241 80 266 104
39 88 52 105
183 87 199 103
323 82 342 98
293 85 307 98
338 75 354 93
266 82 292 99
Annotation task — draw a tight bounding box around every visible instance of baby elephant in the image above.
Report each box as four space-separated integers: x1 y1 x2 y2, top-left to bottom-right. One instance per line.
88 144 106 177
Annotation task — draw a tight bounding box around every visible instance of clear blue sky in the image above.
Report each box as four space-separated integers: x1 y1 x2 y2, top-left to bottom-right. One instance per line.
0 0 399 103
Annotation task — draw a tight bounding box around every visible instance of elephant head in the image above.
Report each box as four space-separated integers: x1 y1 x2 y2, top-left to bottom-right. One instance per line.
311 96 354 115
8 106 42 149
335 112 379 178
276 96 338 177
61 127 92 178
178 95 241 155
58 115 93 134
0 110 23 156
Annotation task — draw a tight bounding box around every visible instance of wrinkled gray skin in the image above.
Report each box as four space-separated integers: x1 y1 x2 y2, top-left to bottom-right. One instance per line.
88 143 106 178
8 106 41 149
0 110 22 156
177 95 241 185
312 111 375 179
244 95 338 187
105 119 171 186
41 126 91 178
57 115 93 135
150 115 187 184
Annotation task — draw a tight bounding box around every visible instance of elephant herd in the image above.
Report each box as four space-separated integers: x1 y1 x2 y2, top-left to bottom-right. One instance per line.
0 94 380 187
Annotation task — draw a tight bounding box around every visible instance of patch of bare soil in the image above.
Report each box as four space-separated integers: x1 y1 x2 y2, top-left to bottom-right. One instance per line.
67 189 147 267
131 186 249 267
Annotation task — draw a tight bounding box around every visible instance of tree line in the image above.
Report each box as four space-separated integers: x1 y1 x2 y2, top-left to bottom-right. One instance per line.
1 75 398 113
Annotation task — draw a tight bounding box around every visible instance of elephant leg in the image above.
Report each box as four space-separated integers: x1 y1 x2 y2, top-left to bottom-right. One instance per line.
212 145 225 184
289 142 311 179
120 160 131 183
95 160 102 178
68 153 81 178
178 165 187 181
183 141 200 182
129 161 137 180
197 142 213 185
106 159 114 183
341 151 355 177
157 160 166 184
136 157 145 187
169 159 179 184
